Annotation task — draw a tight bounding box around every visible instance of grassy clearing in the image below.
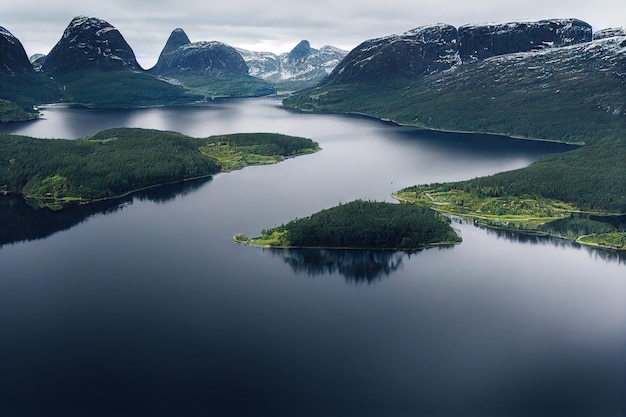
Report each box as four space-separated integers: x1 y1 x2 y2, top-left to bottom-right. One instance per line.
577 233 626 250
233 230 290 248
200 143 284 171
200 133 320 171
395 189 572 230
395 187 626 250
248 230 291 247
394 188 576 229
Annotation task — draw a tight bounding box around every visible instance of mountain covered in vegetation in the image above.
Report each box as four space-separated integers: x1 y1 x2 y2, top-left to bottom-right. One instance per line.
285 18 626 216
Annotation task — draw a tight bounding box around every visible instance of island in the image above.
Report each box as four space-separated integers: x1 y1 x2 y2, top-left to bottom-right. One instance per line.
0 128 319 209
234 199 461 250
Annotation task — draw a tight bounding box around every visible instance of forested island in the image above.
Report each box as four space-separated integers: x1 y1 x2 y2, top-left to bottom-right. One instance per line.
235 200 461 250
0 128 319 209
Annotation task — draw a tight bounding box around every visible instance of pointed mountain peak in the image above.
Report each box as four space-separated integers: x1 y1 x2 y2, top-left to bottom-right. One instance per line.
162 28 191 56
287 40 316 62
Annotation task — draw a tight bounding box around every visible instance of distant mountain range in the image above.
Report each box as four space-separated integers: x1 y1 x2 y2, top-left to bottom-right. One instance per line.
0 16 345 89
0 15 349 114
238 40 348 88
1 15 625 130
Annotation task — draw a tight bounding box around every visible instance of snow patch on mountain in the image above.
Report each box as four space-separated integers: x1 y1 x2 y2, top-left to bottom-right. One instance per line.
238 41 348 83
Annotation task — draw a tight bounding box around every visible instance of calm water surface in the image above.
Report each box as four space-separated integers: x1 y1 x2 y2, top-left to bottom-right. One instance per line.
0 98 624 417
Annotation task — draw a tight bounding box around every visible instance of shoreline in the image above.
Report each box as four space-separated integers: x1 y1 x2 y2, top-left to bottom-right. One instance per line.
284 105 584 146
18 173 217 209
9 142 321 209
235 240 462 252
393 194 626 252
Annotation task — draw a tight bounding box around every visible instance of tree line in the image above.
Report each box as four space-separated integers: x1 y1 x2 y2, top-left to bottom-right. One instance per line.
262 200 461 249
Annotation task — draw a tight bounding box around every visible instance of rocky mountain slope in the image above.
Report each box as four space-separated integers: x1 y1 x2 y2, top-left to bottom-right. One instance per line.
0 18 274 112
594 27 626 40
42 16 142 73
288 18 625 140
327 24 460 84
150 28 248 77
458 18 592 62
323 18 593 85
0 26 33 76
238 40 347 86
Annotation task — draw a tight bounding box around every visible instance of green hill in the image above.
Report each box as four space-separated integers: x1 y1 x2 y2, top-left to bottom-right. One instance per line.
0 128 318 209
236 200 461 250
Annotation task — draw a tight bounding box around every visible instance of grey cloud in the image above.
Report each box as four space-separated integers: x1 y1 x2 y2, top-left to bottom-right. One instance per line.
1 0 624 68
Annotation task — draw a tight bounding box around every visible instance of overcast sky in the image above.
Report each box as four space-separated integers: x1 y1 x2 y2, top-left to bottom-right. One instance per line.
2 0 624 69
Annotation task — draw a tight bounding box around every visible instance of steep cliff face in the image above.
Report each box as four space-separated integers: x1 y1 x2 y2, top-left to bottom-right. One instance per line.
150 29 248 77
327 24 460 84
458 19 592 62
0 26 33 75
42 16 142 73
286 40 314 63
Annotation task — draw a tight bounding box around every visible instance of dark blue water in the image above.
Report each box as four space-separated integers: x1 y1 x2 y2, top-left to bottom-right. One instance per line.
1 98 624 417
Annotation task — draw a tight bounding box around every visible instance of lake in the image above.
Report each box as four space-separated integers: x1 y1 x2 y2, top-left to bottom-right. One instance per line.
0 98 624 417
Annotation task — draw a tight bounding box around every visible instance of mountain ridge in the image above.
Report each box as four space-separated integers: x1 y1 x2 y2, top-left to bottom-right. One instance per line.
237 40 348 88
150 28 248 77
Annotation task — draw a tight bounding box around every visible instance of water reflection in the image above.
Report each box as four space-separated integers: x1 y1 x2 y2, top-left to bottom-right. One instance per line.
468 220 626 264
0 177 211 248
267 247 447 283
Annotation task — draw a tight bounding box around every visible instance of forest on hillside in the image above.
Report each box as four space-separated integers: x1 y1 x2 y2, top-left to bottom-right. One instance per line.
0 128 318 208
243 200 461 250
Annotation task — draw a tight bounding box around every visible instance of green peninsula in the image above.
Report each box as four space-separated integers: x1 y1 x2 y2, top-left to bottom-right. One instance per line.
395 186 626 251
235 200 461 250
0 128 319 209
